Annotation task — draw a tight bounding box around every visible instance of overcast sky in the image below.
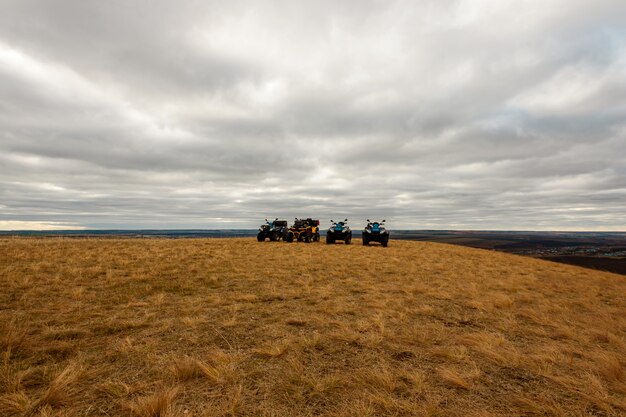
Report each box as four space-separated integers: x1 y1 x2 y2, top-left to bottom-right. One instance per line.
0 0 625 230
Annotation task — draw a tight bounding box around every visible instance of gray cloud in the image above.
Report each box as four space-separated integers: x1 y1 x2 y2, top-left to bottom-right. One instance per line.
0 0 625 230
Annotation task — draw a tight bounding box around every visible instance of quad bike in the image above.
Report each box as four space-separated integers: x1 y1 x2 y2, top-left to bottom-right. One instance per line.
286 218 320 243
363 219 389 247
326 219 352 244
257 218 289 242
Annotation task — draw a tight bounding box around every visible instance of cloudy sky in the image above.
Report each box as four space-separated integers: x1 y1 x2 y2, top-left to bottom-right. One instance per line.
0 0 625 230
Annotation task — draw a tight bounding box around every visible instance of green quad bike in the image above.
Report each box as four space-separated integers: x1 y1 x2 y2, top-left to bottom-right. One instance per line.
257 219 289 242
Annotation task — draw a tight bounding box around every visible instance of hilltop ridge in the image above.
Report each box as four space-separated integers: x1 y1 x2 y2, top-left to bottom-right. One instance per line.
1 238 625 416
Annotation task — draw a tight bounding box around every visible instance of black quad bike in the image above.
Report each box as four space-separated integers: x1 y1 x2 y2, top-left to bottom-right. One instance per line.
257 218 289 242
326 219 352 244
363 219 389 247
286 218 320 243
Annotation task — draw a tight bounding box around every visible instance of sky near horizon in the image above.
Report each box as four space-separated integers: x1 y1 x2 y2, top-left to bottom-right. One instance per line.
0 0 625 231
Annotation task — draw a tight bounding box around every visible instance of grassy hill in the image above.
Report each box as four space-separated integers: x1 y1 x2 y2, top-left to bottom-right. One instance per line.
1 238 625 416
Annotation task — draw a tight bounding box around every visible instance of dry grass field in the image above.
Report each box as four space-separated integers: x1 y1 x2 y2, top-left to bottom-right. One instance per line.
1 238 625 417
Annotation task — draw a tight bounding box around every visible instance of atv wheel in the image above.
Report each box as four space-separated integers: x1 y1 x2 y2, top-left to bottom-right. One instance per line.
326 236 334 244
314 233 320 242
362 236 369 246
286 232 294 243
381 236 389 247
345 235 351 245
257 233 264 242
304 232 311 243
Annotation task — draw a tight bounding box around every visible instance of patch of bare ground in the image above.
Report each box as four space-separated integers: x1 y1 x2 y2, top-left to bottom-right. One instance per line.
0 237 625 416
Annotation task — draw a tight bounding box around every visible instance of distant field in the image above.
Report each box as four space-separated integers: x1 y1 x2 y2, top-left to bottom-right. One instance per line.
1 238 625 416
543 256 626 276
391 231 626 276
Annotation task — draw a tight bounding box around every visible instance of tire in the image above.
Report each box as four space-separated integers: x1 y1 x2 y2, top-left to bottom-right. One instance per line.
257 233 265 242
382 235 389 247
362 236 369 246
327 235 334 244
345 234 351 245
286 232 294 243
314 233 320 242
304 231 311 243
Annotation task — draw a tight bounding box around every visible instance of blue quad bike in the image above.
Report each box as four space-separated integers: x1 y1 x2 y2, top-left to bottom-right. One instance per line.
326 219 352 244
362 219 389 247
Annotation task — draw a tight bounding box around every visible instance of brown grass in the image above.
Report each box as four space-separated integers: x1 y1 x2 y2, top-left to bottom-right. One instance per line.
126 386 179 417
0 237 625 416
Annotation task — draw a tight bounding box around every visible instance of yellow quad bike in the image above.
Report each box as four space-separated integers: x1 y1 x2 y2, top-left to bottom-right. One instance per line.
285 218 320 243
